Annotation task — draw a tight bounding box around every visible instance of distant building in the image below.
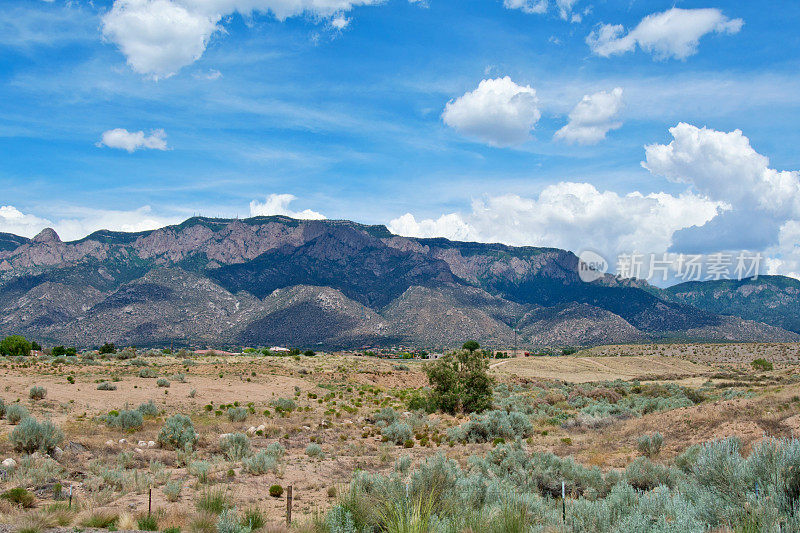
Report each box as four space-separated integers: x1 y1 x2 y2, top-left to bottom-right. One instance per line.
270 346 291 353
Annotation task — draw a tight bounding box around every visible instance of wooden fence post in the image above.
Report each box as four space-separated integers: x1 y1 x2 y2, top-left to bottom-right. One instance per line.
286 485 293 526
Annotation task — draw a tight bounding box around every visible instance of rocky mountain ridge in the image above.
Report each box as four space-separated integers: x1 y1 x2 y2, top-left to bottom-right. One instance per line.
0 217 797 349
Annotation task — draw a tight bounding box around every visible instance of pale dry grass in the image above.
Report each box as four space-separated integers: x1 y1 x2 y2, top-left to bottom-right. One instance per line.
493 355 713 382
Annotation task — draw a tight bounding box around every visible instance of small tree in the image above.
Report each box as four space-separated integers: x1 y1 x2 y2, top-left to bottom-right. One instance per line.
424 349 494 414
99 343 116 355
462 340 480 352
0 335 32 356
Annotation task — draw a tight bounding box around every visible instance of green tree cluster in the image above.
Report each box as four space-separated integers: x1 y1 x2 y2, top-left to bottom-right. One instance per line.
422 343 494 414
0 335 32 356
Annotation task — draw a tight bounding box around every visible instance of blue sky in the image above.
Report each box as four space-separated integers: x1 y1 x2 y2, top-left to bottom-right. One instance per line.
2 0 800 281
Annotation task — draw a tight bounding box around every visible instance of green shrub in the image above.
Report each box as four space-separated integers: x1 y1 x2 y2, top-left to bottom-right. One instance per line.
637 432 663 458
241 508 265 531
81 511 118 529
270 398 296 414
97 381 117 391
1 487 35 508
106 409 144 431
226 407 248 422
382 422 412 444
624 457 674 491
216 509 250 533
158 414 198 450
138 513 159 531
305 443 323 457
373 407 399 426
6 404 30 424
242 451 278 475
0 398 4 418
751 358 773 371
447 409 533 443
29 386 47 400
138 400 159 417
157 378 171 388
269 485 283 498
189 460 213 483
163 480 182 502
10 417 64 454
220 433 251 461
139 368 158 378
196 488 231 514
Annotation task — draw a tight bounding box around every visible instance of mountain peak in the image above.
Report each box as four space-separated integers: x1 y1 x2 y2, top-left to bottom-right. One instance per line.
32 228 61 244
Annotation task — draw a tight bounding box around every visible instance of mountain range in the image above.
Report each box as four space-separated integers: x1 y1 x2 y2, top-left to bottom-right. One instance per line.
1 216 798 350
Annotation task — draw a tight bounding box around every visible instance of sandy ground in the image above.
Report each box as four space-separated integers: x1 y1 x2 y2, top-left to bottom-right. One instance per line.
577 342 800 365
1 348 798 528
492 355 713 383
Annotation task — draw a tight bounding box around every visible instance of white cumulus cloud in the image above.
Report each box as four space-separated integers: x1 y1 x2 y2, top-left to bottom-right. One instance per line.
0 205 181 241
642 123 800 276
555 87 623 145
0 206 53 239
102 0 384 78
389 183 722 258
249 193 326 220
587 8 743 60
98 128 169 152
441 76 540 147
643 123 800 218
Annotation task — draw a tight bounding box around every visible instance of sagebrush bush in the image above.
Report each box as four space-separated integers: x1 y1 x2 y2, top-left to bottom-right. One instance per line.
448 409 533 443
227 407 248 422
10 417 64 454
157 378 171 388
189 460 213 483
97 381 117 391
157 414 198 450
266 441 286 458
220 433 251 461
29 386 47 400
106 409 144 431
306 443 323 457
242 451 278 475
139 368 158 378
138 400 159 417
6 404 28 424
162 480 182 502
637 432 663 458
382 422 412 444
216 508 250 533
373 407 399 427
